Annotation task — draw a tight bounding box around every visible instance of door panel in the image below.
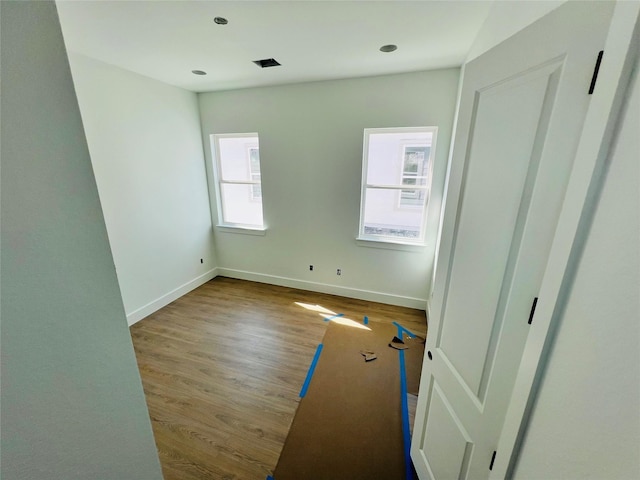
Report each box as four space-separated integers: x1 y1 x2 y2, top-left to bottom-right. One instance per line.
421 380 473 480
412 2 615 479
439 65 558 397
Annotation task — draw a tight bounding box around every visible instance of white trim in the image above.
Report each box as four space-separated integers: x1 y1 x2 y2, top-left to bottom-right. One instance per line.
362 126 436 136
220 179 261 186
430 64 466 303
126 268 218 326
356 237 426 251
215 225 267 236
492 3 640 477
216 268 427 310
212 132 259 140
367 184 430 191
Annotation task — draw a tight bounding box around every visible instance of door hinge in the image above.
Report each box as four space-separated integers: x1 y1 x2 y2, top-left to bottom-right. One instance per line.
588 50 604 95
490 450 497 470
528 297 538 325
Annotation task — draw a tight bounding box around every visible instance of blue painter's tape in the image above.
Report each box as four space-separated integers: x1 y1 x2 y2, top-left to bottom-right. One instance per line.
299 344 323 397
393 321 416 339
398 349 412 480
323 313 344 322
363 316 369 325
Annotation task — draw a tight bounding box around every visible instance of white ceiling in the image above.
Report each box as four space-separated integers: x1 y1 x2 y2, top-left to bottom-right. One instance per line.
56 1 492 93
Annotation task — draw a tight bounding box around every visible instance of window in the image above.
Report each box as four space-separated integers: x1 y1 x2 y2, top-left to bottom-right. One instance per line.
211 133 264 229
358 127 437 244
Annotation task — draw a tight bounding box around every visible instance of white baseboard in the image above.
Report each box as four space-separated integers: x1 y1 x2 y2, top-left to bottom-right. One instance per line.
126 268 218 326
216 268 427 310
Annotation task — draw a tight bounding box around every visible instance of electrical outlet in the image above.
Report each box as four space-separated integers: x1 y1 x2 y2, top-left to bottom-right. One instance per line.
337 268 342 276
309 265 314 271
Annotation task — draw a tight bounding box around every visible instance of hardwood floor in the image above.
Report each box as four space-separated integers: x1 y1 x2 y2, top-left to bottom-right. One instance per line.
130 277 427 480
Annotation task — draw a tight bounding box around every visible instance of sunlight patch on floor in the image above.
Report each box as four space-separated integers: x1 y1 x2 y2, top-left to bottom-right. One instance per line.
294 302 336 315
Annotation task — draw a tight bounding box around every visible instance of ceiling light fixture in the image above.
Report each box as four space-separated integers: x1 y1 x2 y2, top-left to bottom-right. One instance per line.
214 17 228 25
192 70 207 75
380 44 398 53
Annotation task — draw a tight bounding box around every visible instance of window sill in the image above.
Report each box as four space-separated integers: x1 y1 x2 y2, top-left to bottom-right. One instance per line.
356 237 426 252
215 225 267 236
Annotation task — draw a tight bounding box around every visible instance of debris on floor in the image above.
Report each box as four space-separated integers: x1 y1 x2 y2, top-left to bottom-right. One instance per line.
359 350 377 362
389 336 409 350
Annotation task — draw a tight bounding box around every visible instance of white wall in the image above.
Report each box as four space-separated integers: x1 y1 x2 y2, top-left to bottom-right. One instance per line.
66 53 217 324
467 0 566 62
513 52 639 479
0 2 162 478
198 69 459 308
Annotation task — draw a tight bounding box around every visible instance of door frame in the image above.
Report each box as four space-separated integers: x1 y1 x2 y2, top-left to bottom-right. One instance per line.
487 2 640 477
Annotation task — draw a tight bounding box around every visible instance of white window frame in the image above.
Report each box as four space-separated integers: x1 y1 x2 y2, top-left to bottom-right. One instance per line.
358 126 437 246
210 133 265 232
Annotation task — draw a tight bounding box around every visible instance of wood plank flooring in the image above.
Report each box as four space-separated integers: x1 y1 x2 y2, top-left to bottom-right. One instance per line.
130 277 427 480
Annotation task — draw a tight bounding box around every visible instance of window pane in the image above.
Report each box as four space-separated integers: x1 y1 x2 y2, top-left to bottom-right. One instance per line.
404 146 428 169
359 127 436 244
249 148 261 175
400 188 427 206
404 158 419 173
217 136 259 182
363 187 425 240
249 148 262 199
401 177 418 187
366 131 432 185
251 183 262 199
220 183 263 226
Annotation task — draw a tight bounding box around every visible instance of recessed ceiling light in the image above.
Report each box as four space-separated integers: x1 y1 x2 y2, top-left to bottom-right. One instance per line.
380 44 398 53
214 17 228 25
192 70 207 75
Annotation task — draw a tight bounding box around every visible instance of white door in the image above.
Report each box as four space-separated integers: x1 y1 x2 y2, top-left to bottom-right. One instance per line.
411 2 615 479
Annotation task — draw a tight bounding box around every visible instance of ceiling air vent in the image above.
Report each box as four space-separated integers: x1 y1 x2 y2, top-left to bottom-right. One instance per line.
253 58 281 68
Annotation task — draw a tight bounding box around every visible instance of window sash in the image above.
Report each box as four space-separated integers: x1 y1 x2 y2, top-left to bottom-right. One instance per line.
358 126 438 245
211 133 264 228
